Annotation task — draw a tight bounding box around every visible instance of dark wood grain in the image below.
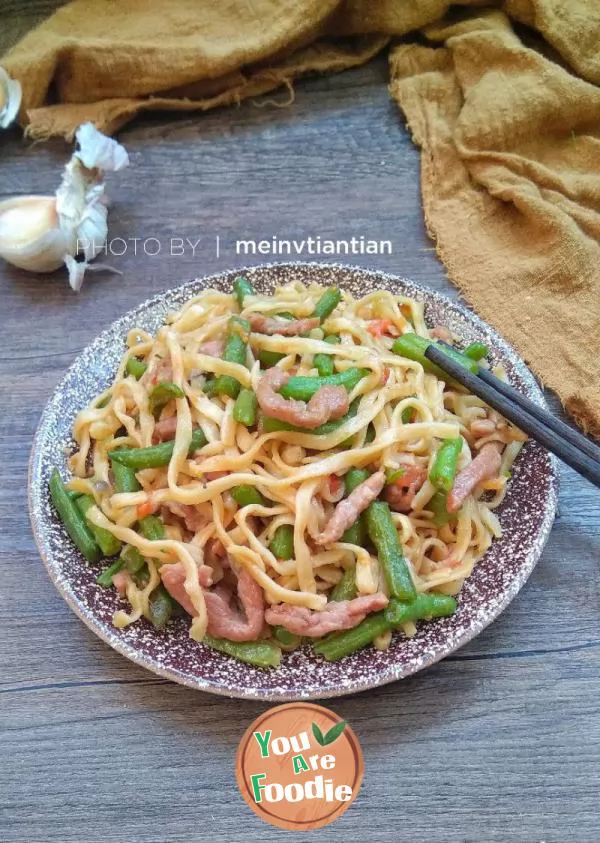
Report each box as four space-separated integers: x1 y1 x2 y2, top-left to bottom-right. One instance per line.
0 32 599 843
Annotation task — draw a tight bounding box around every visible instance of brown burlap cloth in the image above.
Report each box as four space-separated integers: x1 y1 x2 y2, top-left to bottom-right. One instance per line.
3 0 600 436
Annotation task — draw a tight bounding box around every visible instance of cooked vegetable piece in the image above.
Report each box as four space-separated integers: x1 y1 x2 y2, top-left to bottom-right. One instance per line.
365 501 416 601
149 381 185 415
313 353 334 377
272 626 302 648
312 612 390 660
110 428 207 469
233 388 258 427
463 341 489 361
340 467 370 545
121 544 146 573
96 558 125 588
233 275 254 308
111 459 141 493
258 349 286 368
392 333 479 379
138 515 165 541
231 485 266 507
279 367 368 402
269 524 294 560
313 593 457 660
49 468 101 563
384 593 457 626
204 634 281 668
429 437 463 494
126 357 147 379
313 287 342 323
330 566 357 602
147 584 174 629
427 491 455 526
76 494 122 556
212 316 250 399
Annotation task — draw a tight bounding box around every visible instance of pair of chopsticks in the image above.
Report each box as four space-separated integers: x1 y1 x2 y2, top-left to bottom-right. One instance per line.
425 344 600 489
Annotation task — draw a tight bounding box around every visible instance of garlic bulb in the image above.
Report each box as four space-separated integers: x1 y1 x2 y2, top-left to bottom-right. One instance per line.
0 122 129 291
0 66 21 129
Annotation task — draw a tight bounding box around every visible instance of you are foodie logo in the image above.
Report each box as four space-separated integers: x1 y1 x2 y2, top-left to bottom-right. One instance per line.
236 703 364 831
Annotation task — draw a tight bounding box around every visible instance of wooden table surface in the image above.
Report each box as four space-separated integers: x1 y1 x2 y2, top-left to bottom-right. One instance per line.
1 36 599 843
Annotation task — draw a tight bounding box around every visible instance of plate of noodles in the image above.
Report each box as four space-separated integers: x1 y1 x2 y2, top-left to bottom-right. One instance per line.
29 262 558 700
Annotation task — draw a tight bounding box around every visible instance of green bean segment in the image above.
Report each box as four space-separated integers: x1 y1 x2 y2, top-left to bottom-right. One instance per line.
121 544 146 573
313 612 390 661
365 501 416 601
49 468 101 563
138 515 165 541
313 287 342 323
313 353 334 377
463 341 489 361
269 524 294 560
146 584 174 629
76 494 122 557
279 367 369 402
330 566 357 602
111 460 141 493
272 626 302 648
429 437 463 493
340 468 369 546
149 381 185 415
392 333 479 380
313 593 457 661
232 485 266 507
126 357 147 379
427 491 455 527
212 316 250 398
384 593 457 626
110 427 207 469
258 349 286 367
96 558 125 588
233 275 254 308
233 388 258 427
204 634 281 668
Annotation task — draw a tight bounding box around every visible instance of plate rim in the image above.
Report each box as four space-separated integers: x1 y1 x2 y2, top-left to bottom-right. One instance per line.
28 261 559 700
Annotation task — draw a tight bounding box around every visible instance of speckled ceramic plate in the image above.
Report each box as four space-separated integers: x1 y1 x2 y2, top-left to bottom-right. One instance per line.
29 262 558 700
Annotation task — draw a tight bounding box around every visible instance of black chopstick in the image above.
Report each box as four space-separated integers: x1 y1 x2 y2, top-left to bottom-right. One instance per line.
425 344 600 489
477 367 600 466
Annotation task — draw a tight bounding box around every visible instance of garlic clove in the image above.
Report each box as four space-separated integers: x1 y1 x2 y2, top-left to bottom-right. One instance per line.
0 66 22 129
0 196 70 272
0 123 128 287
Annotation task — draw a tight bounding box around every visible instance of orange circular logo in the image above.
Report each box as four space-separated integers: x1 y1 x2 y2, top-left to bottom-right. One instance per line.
236 702 364 831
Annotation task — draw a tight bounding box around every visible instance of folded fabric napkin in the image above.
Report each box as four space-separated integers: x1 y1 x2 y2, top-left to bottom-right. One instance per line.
3 0 600 435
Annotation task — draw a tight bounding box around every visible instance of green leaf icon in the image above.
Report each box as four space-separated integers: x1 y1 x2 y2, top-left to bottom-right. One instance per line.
311 722 325 746
323 720 347 745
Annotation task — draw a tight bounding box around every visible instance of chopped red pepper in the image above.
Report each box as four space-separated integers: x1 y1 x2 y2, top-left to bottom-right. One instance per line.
136 499 156 519
367 318 398 338
329 474 343 495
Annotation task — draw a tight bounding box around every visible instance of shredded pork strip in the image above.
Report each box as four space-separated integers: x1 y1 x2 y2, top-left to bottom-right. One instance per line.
248 314 320 336
265 593 389 637
153 415 178 442
160 562 264 641
198 339 225 356
447 442 502 512
384 465 427 512
256 368 349 430
162 501 207 532
316 471 385 546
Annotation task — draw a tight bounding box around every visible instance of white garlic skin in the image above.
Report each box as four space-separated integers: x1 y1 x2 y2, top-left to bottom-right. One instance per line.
0 66 22 129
